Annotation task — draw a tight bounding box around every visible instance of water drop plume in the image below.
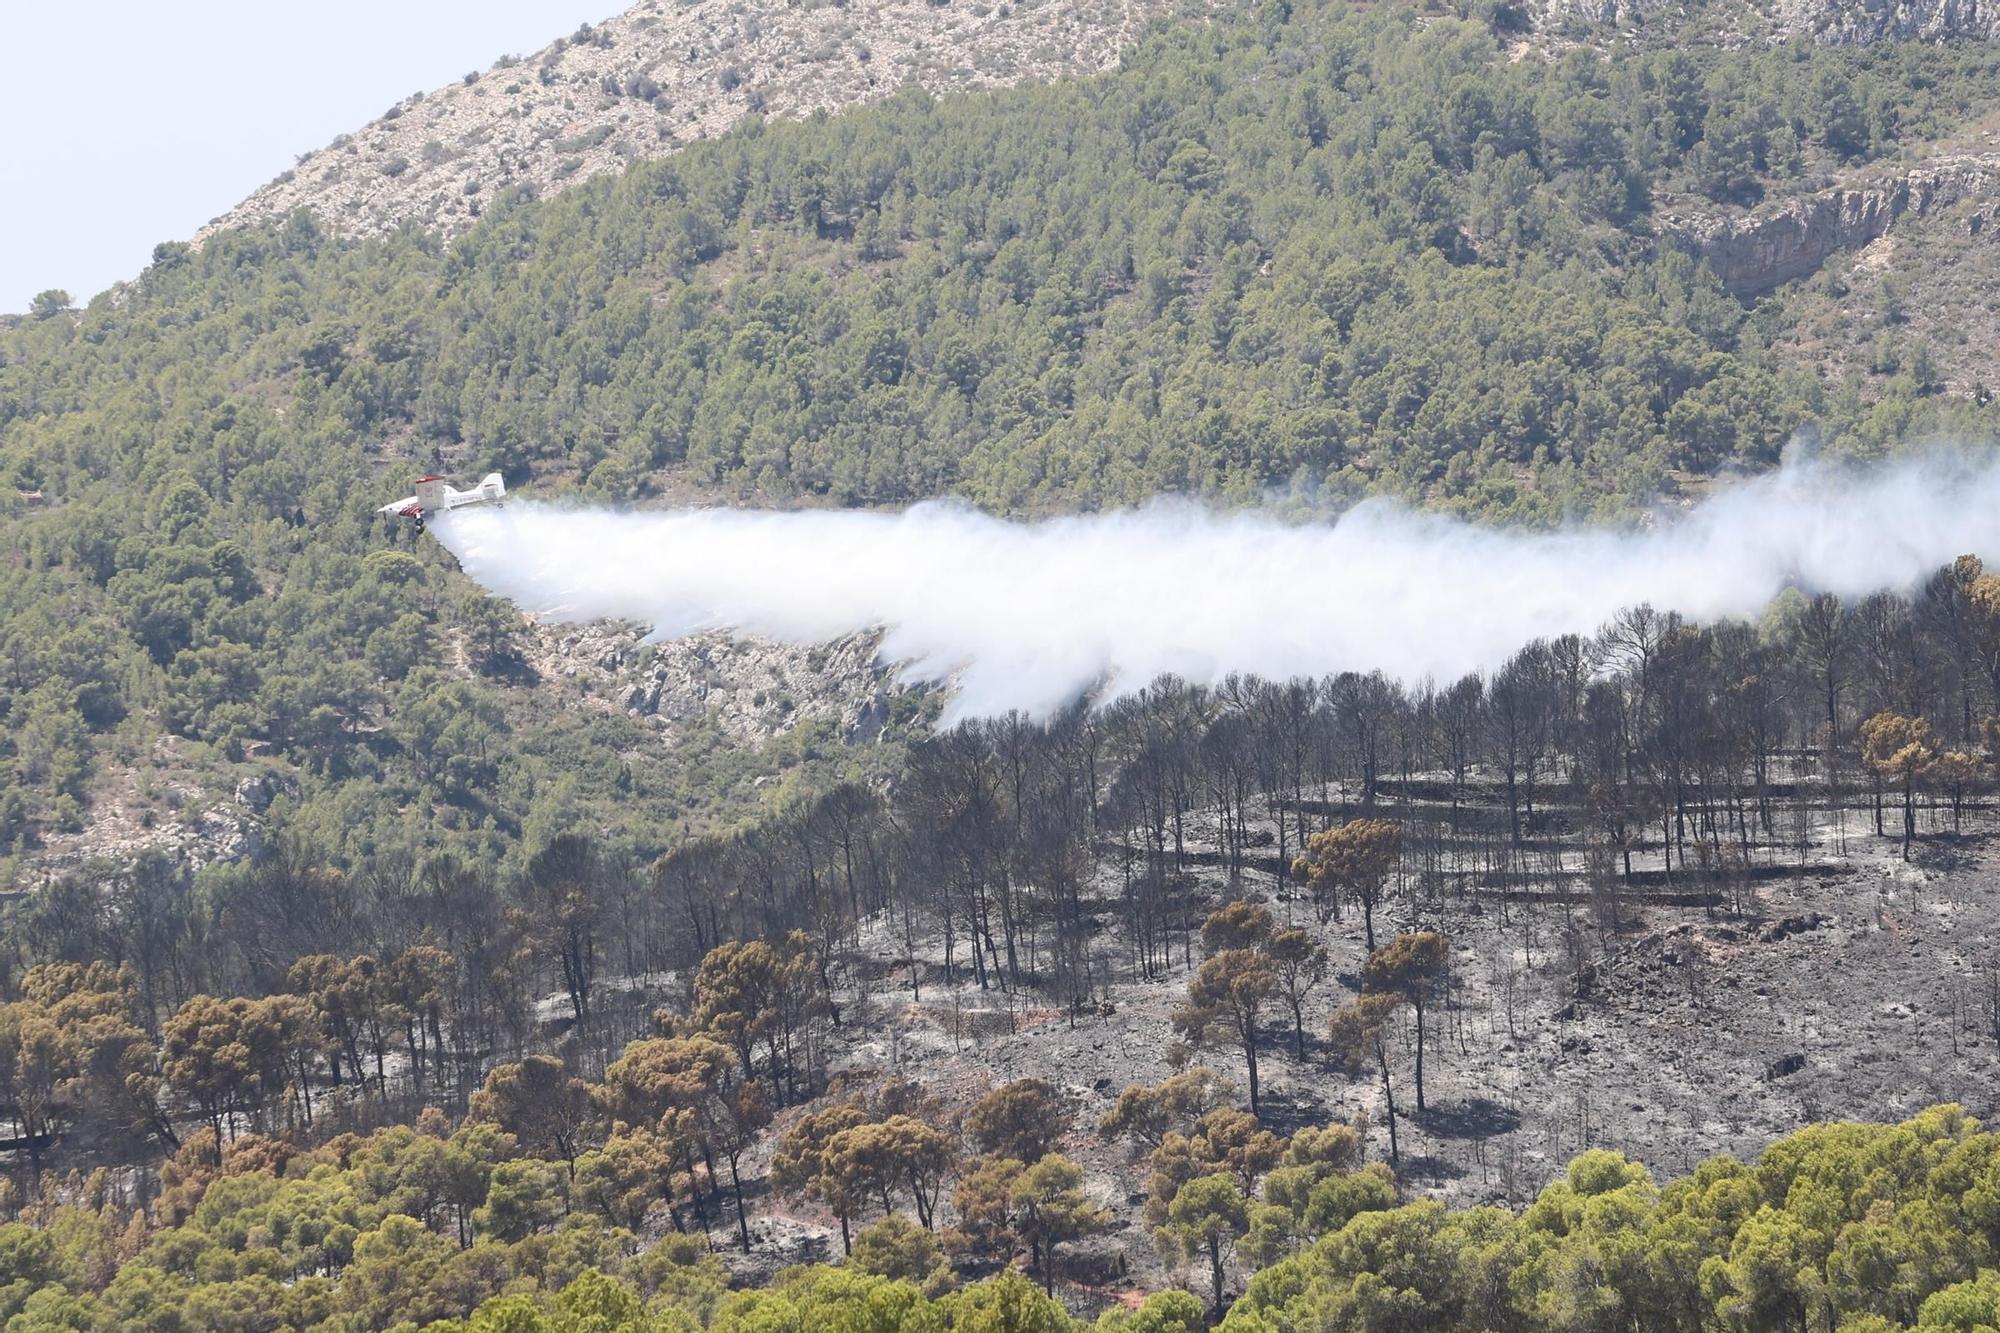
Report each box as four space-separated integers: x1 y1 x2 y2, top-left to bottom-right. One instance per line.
432 448 2000 720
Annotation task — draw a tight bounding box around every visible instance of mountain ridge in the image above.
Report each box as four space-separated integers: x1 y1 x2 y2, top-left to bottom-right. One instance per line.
199 0 2000 255
198 0 1215 248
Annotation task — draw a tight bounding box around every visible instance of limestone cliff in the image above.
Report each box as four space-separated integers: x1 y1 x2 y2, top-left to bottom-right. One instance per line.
1660 156 1999 295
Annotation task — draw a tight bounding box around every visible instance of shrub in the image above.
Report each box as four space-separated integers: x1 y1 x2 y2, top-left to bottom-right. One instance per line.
554 125 614 154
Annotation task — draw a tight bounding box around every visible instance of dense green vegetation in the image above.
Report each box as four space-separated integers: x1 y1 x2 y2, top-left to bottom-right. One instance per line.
6 2 2000 872
9 1104 2000 1331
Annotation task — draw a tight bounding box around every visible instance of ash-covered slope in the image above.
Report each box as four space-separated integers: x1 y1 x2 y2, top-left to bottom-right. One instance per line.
199 0 1213 245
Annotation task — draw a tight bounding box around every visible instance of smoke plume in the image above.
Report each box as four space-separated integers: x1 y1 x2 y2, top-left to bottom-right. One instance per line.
431 449 2000 721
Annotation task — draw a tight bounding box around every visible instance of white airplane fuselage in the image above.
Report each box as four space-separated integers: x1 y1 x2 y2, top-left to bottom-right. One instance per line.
379 473 507 523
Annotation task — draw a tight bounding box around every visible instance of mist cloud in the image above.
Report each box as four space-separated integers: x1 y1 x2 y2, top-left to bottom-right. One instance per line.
431 449 2000 721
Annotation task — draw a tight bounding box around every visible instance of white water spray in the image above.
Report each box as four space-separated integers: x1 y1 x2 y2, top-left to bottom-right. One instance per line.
431 449 2000 721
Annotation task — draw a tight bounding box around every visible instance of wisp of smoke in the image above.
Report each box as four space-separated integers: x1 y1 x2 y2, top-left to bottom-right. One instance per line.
432 449 2000 722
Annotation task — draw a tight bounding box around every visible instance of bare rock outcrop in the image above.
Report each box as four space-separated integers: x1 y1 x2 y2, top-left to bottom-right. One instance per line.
30 768 293 879
1660 155 1999 295
1525 0 2000 40
1524 0 1688 30
526 620 926 747
1771 0 2000 42
199 0 1213 246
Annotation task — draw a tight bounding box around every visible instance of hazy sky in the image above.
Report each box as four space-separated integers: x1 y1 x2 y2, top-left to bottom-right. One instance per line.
0 1 616 312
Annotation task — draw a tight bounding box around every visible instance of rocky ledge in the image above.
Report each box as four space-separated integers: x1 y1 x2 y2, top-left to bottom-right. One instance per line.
1660 155 1999 295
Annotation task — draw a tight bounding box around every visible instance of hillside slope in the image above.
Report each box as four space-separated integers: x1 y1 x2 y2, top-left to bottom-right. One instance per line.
200 0 2000 254
200 0 1214 245
187 0 2000 441
11 5 2000 1325
11 1 2000 888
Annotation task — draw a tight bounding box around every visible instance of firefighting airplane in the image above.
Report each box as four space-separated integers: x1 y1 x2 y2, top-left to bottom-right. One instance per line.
377 473 507 529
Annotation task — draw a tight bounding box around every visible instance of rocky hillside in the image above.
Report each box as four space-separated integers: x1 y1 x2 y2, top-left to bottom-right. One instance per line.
1771 0 2000 42
199 0 2000 251
1792 0 2000 40
1660 150 2000 296
199 0 1214 245
22 0 2000 893
22 617 927 884
1527 0 2000 42
521 621 926 749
